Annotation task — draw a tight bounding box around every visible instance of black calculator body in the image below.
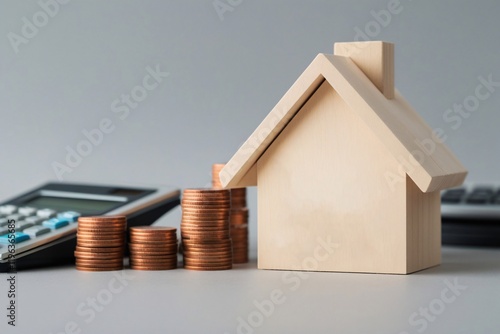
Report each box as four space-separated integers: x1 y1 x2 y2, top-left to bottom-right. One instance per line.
0 182 180 271
442 184 500 246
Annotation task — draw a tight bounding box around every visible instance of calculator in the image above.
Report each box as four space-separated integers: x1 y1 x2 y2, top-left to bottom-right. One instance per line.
0 182 180 271
442 184 500 246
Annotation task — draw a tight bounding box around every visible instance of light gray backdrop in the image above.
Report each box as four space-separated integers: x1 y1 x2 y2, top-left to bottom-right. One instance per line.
0 1 499 332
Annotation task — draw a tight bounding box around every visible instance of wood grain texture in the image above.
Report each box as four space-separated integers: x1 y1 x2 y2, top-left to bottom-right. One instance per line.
221 52 467 192
258 81 408 274
406 176 441 273
334 41 394 99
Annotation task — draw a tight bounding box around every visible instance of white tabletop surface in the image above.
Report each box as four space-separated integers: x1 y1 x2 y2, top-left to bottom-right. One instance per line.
1 207 499 334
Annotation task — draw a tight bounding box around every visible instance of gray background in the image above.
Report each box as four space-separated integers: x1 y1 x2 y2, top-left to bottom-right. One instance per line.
1 1 500 333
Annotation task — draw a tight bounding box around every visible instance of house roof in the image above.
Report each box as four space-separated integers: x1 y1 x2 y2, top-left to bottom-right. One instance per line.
220 53 467 193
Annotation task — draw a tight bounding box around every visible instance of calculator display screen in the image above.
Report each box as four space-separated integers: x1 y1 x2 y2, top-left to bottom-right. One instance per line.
22 196 120 214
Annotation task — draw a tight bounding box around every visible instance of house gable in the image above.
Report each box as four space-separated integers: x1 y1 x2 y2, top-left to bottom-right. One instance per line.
221 53 467 193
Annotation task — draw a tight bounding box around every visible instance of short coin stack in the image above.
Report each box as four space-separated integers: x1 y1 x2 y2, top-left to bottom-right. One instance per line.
129 226 178 270
75 216 126 271
212 163 249 264
181 188 232 270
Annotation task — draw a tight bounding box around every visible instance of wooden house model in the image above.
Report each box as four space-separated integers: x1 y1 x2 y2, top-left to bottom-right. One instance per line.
220 41 467 274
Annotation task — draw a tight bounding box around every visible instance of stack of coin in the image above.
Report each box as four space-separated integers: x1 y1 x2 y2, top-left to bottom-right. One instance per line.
229 208 249 263
212 163 250 264
211 163 226 189
129 226 178 270
181 188 233 270
230 188 247 208
75 216 126 271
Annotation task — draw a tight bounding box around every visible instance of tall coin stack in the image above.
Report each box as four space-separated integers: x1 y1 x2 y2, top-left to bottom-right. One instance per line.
181 188 233 270
212 163 249 264
129 226 178 270
75 216 126 271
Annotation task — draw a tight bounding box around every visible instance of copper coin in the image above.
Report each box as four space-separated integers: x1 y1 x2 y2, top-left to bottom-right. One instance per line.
181 231 229 238
130 226 176 233
183 254 232 261
128 245 177 252
183 251 232 257
183 188 230 195
129 233 177 238
76 264 124 270
181 235 230 241
181 202 231 209
129 234 177 241
78 216 127 223
77 240 125 247
75 246 124 253
76 257 124 264
77 234 124 241
130 260 178 266
184 257 233 264
129 239 177 245
182 243 232 249
181 218 229 224
78 225 126 232
182 195 230 202
182 198 230 204
183 264 232 271
130 253 176 259
182 209 230 216
76 266 123 272
129 231 177 238
182 213 229 220
75 265 124 271
181 225 229 231
74 251 124 259
233 259 249 264
130 264 177 271
230 223 248 229
182 238 232 245
129 243 178 249
230 208 249 215
230 235 248 240
77 227 126 233
130 252 178 259
128 242 178 249
129 248 176 254
182 222 229 228
182 248 232 254
231 187 246 195
181 226 229 232
78 220 126 226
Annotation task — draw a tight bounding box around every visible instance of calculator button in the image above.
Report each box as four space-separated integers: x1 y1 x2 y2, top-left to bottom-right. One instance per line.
442 188 466 204
15 221 34 231
18 207 37 216
24 216 45 225
6 214 24 221
0 218 10 227
0 227 8 236
0 232 30 244
57 211 81 222
0 205 17 215
466 187 494 204
43 218 70 229
23 226 51 237
37 209 57 219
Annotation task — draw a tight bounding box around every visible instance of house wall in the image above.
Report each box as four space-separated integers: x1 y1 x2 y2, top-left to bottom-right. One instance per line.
257 81 409 274
406 176 441 273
